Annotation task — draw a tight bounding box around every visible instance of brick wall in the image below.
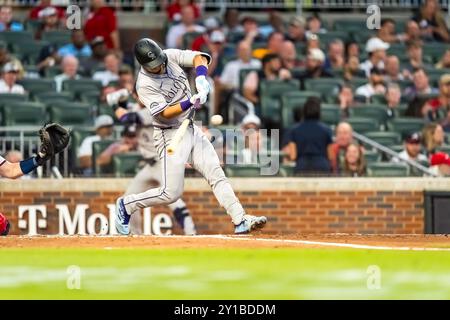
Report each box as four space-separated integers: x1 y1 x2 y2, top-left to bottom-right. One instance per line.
1 188 424 235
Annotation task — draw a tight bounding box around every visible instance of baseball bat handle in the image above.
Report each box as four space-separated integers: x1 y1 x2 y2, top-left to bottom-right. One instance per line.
166 100 198 155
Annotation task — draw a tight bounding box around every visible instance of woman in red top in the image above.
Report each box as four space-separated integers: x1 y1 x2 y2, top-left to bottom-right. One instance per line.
84 0 120 51
166 0 200 22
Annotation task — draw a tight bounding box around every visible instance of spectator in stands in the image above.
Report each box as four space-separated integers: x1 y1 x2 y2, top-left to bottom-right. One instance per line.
166 0 201 22
341 143 366 177
78 115 114 175
84 0 120 51
58 30 92 59
223 8 243 35
338 84 357 117
345 41 360 59
54 55 81 92
422 122 444 155
427 74 450 111
355 67 386 100
80 36 108 73
284 97 332 174
384 55 407 82
35 6 63 40
377 18 400 44
93 53 120 86
191 16 220 51
404 96 438 121
412 0 449 42
401 20 422 43
324 39 345 70
306 33 321 51
259 11 285 38
435 49 450 69
429 152 450 176
243 53 290 105
280 40 302 69
392 132 428 163
328 122 354 173
166 6 205 49
29 0 65 20
235 114 265 164
385 83 403 118
404 40 431 71
305 14 327 39
101 65 136 104
252 31 284 60
0 5 23 31
403 68 438 100
199 29 227 78
0 43 23 74
36 43 59 76
298 48 333 88
360 37 389 77
0 62 25 94
219 41 261 90
286 16 306 43
97 125 139 169
239 16 265 44
343 56 365 81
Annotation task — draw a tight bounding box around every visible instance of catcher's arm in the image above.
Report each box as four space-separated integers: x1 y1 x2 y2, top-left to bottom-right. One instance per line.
0 161 26 179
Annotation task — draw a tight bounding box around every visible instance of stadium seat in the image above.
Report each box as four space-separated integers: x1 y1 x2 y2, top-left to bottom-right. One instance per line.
349 77 368 90
365 131 402 146
260 79 301 99
436 145 450 154
367 162 409 177
386 118 425 138
34 92 75 105
0 31 33 47
62 79 103 96
45 65 62 78
70 128 95 169
80 90 101 105
347 117 380 133
389 144 405 154
112 152 143 177
47 103 92 126
225 164 263 177
182 31 204 49
349 105 388 126
0 93 28 105
280 91 320 128
41 30 71 47
92 139 116 176
10 41 49 64
19 78 56 96
321 104 341 126
351 29 375 43
318 31 350 44
333 19 366 32
1 102 46 126
279 163 295 177
364 150 381 164
370 94 386 104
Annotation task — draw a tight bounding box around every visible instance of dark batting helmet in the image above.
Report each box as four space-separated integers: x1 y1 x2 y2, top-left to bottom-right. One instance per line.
134 38 167 70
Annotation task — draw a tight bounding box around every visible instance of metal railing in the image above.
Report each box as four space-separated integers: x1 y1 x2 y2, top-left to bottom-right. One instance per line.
352 131 438 177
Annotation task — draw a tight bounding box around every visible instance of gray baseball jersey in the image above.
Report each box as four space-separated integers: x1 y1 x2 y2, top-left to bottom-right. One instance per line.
135 49 206 128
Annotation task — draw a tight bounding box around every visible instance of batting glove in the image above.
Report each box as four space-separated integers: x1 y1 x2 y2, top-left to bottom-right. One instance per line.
106 88 129 107
190 92 207 107
195 75 210 96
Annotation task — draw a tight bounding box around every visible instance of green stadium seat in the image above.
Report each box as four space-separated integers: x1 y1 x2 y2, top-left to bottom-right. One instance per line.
370 94 386 104
10 41 49 64
318 31 350 44
333 19 366 32
80 90 101 105
436 145 450 154
112 152 143 177
0 93 28 105
279 163 295 177
347 117 380 133
0 31 33 47
19 78 56 95
367 162 409 177
389 144 405 153
225 164 263 177
34 91 75 104
62 79 103 95
280 91 320 128
351 30 376 43
70 128 95 169
182 31 204 49
41 30 71 47
47 103 92 126
349 77 368 90
303 78 343 91
321 104 341 126
92 139 116 176
349 105 388 126
260 79 300 99
386 118 425 139
364 150 381 164
1 102 46 126
365 131 402 146
45 65 62 78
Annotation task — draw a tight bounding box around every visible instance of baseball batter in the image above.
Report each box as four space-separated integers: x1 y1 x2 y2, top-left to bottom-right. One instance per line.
107 88 196 235
115 38 267 235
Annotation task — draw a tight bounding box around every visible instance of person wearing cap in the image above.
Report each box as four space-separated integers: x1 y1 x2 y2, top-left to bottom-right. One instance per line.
297 48 333 89
29 0 65 20
355 67 386 100
192 27 228 77
78 115 114 175
166 0 201 22
403 67 438 100
93 52 121 87
80 36 108 73
97 125 139 170
191 16 220 51
359 37 389 78
54 55 81 92
0 5 23 31
166 6 206 49
429 152 450 176
0 62 25 94
84 0 120 51
392 132 428 164
286 16 307 43
35 6 63 40
57 30 92 59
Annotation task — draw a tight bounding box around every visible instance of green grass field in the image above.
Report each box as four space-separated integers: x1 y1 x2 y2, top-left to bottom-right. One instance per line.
1 247 450 299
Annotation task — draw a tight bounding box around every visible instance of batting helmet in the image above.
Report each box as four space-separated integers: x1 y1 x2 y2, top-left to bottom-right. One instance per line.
134 38 167 70
0 212 10 236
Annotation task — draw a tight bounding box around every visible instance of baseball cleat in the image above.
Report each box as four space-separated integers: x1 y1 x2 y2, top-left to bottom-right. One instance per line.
115 197 131 235
234 214 267 234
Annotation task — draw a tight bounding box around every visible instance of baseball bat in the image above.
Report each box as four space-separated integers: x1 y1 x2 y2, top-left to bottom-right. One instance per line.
167 100 198 155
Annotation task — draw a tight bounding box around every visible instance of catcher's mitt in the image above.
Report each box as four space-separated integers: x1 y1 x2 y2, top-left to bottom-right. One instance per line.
38 123 70 164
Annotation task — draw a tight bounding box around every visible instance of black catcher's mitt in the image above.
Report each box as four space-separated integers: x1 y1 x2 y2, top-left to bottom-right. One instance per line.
37 123 70 164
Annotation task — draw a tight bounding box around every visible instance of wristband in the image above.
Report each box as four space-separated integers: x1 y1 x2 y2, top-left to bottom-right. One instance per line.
19 156 39 174
195 65 208 77
180 99 192 111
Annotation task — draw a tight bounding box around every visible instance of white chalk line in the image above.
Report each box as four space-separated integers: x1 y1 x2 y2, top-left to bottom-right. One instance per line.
9 234 450 251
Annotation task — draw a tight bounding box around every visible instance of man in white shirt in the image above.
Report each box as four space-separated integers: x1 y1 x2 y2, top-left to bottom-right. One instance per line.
93 52 120 86
359 37 389 78
166 6 205 49
54 55 81 92
78 115 114 175
355 67 386 100
219 41 261 90
0 61 25 94
391 132 428 164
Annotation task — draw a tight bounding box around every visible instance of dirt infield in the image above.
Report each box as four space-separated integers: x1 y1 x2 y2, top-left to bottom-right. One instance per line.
1 234 450 250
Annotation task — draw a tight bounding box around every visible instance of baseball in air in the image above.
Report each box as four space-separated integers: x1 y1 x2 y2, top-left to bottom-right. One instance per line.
210 114 223 126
